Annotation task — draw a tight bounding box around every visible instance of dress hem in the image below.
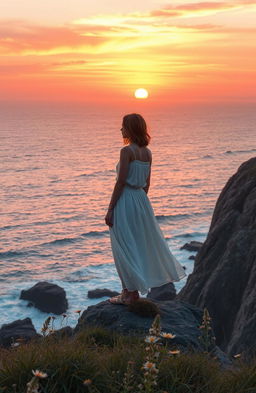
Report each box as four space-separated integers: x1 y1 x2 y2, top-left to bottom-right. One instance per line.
124 272 187 295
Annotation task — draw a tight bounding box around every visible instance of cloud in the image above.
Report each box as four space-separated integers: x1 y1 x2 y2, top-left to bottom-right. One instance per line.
1 0 256 57
150 0 256 17
0 20 108 55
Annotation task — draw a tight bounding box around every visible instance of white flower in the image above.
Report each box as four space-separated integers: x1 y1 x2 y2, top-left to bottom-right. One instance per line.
169 349 180 355
11 342 20 348
161 332 176 339
32 369 48 379
145 336 160 344
143 361 156 371
83 379 92 386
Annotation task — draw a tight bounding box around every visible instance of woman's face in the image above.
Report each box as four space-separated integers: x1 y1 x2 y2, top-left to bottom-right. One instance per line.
121 125 129 139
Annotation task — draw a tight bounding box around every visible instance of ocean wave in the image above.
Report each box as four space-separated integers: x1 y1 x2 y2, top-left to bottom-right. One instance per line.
63 275 97 283
15 167 41 172
81 230 109 238
41 230 109 247
156 212 208 222
0 224 22 231
42 237 80 246
1 230 109 259
77 169 115 178
172 232 207 239
0 249 38 259
225 148 256 155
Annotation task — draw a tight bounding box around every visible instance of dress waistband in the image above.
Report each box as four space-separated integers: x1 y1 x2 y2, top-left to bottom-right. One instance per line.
126 183 143 189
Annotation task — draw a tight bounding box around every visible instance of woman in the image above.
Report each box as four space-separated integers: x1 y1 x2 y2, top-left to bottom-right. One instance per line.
105 113 186 304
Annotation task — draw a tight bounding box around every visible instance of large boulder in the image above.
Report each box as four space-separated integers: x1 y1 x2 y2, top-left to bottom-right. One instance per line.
87 288 119 298
0 318 39 348
147 282 176 301
180 241 203 252
20 281 68 315
75 300 203 350
177 157 256 357
74 299 233 368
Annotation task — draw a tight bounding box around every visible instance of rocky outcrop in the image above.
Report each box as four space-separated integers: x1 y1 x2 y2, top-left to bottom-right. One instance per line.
146 282 176 301
20 281 68 315
87 288 119 298
0 318 39 348
74 299 232 368
75 300 203 349
181 241 203 252
177 157 256 357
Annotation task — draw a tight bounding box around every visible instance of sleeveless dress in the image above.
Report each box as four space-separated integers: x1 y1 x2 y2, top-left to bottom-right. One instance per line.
109 145 186 294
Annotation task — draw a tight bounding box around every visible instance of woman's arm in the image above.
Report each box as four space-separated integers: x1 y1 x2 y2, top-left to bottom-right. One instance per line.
105 147 130 226
143 149 152 194
143 166 151 194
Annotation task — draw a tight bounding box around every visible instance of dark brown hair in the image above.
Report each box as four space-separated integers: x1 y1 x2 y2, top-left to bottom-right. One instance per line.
122 113 150 147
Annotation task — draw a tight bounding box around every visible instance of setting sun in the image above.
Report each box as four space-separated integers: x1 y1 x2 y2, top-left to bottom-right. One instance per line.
134 88 149 99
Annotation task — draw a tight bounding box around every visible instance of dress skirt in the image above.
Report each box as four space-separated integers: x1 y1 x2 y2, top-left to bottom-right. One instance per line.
109 185 186 294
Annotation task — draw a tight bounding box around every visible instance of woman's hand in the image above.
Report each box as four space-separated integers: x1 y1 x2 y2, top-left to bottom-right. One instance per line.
105 210 114 227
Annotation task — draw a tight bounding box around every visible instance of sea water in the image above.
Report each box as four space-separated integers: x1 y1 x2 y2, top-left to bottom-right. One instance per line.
1 102 256 331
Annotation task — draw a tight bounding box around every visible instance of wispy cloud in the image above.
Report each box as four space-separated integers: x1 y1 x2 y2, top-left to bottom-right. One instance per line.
0 20 107 55
150 0 256 17
0 1 255 102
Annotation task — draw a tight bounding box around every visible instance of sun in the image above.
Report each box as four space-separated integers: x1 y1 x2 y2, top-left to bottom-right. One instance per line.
134 88 149 99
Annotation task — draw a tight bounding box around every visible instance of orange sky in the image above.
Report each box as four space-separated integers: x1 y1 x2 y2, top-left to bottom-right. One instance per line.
0 0 256 104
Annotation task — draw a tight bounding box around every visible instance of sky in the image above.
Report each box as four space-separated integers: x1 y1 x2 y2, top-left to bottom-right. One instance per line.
0 0 256 105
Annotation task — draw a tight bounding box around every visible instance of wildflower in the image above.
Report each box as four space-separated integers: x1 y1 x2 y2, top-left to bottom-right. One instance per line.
161 332 176 339
11 342 20 348
233 353 241 358
41 316 52 336
32 370 48 379
143 361 156 371
83 379 92 386
169 349 180 355
145 336 160 344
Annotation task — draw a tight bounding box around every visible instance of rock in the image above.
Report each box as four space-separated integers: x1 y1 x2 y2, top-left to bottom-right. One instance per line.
87 288 119 299
75 299 212 352
188 255 196 260
209 345 234 370
147 282 176 301
0 318 40 348
51 326 73 339
181 241 203 252
20 281 68 315
177 157 256 358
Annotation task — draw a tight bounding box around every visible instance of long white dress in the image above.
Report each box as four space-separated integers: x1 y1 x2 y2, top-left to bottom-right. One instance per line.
109 146 186 294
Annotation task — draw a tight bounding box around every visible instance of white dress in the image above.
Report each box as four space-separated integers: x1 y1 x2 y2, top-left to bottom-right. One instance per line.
109 145 186 294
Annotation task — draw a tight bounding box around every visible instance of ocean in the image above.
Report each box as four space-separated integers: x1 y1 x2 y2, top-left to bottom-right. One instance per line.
1 101 256 332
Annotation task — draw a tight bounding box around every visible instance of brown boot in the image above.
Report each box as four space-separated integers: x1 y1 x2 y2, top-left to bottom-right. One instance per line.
125 290 139 304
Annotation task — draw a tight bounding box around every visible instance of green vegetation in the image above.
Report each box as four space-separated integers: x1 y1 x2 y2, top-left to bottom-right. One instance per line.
0 311 255 393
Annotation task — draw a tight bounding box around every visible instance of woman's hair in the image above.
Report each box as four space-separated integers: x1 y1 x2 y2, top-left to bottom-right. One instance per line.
122 113 150 147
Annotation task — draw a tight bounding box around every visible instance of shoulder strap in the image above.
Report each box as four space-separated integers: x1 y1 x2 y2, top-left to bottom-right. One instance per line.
129 144 137 160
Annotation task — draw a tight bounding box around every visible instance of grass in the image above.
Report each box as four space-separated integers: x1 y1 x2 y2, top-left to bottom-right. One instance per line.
0 313 256 393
